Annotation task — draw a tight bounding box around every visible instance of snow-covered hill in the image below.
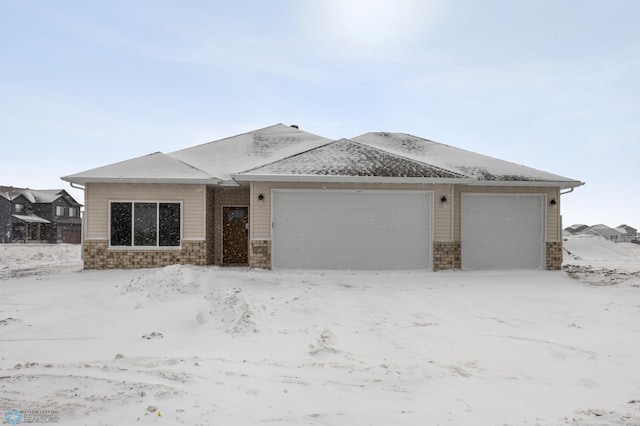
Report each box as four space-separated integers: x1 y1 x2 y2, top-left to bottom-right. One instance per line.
0 240 638 425
563 234 640 286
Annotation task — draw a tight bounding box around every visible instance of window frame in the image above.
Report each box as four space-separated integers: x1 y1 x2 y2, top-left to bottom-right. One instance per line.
56 205 65 217
15 203 24 213
108 200 183 249
69 207 77 217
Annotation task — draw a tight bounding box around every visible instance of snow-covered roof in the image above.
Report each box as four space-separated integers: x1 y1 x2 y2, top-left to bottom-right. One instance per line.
0 186 75 204
352 132 582 187
566 224 588 230
12 214 50 224
62 152 218 184
0 186 26 201
589 224 625 236
235 139 467 182
28 189 65 203
169 124 332 182
62 124 584 188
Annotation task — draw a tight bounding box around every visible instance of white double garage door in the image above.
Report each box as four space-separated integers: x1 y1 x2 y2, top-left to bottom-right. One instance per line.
272 190 545 270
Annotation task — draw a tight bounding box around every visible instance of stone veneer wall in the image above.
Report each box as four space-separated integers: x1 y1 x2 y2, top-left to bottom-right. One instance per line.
83 240 207 270
546 241 563 270
249 240 271 270
433 241 461 271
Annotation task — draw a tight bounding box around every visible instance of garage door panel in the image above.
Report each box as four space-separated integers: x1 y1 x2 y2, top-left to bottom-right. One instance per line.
276 228 426 250
277 211 428 232
461 194 544 270
275 245 430 270
273 191 432 270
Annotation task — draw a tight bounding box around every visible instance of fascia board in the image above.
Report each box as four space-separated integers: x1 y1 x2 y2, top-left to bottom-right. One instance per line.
60 176 222 185
464 180 585 189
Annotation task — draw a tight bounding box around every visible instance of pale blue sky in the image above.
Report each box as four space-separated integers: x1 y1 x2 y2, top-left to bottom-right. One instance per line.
1 0 638 228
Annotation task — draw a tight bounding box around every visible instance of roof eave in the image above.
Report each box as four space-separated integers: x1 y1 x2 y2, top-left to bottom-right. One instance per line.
61 176 222 185
232 174 585 188
464 180 585 189
231 174 473 184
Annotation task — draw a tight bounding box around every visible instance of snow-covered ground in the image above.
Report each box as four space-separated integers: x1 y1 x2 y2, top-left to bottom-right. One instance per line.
1 237 639 425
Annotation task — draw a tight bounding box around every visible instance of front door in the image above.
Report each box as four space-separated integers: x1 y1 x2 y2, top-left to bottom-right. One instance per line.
223 206 249 264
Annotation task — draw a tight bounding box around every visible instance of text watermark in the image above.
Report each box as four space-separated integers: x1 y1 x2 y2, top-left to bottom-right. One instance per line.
5 409 60 424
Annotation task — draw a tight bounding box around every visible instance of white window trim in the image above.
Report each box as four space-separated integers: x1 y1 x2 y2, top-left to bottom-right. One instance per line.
108 200 183 250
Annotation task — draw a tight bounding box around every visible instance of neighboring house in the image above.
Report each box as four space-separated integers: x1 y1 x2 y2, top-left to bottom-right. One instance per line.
616 224 638 243
586 224 626 242
0 186 83 244
62 124 583 271
564 224 589 235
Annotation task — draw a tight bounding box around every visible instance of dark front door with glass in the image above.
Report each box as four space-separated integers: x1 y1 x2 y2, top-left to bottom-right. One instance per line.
223 206 248 264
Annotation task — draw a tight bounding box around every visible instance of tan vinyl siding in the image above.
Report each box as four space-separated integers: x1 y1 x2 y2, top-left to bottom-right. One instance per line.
433 185 454 242
547 187 561 242
249 181 453 241
453 186 561 242
250 182 273 240
84 183 206 240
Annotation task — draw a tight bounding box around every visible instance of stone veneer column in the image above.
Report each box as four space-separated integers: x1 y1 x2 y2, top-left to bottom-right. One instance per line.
546 241 563 270
249 240 271 270
433 241 461 271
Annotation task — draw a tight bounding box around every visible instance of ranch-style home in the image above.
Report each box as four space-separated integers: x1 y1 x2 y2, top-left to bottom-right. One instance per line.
62 124 583 271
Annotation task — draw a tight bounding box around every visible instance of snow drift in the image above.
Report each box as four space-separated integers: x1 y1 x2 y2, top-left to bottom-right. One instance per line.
0 237 638 425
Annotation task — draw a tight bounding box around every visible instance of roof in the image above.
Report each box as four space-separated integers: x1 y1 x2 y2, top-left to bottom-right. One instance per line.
62 124 584 188
236 139 467 182
565 224 589 234
0 186 80 205
566 224 588 230
62 152 218 185
589 224 625 235
169 124 332 182
618 224 637 231
12 214 50 224
352 132 582 186
28 189 66 203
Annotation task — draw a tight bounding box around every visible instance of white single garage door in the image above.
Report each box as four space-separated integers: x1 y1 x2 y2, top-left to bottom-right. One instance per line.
461 193 545 270
272 190 432 270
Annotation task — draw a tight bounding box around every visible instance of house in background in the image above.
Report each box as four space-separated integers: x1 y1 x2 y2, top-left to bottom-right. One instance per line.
616 224 638 242
584 224 625 241
565 223 638 243
564 224 589 235
62 124 584 271
0 186 82 244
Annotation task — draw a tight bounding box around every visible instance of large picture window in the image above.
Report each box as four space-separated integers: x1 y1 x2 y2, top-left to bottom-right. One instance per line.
110 202 181 247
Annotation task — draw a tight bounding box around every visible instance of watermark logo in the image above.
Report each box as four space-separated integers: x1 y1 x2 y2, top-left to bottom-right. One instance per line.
5 410 22 425
5 409 59 424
